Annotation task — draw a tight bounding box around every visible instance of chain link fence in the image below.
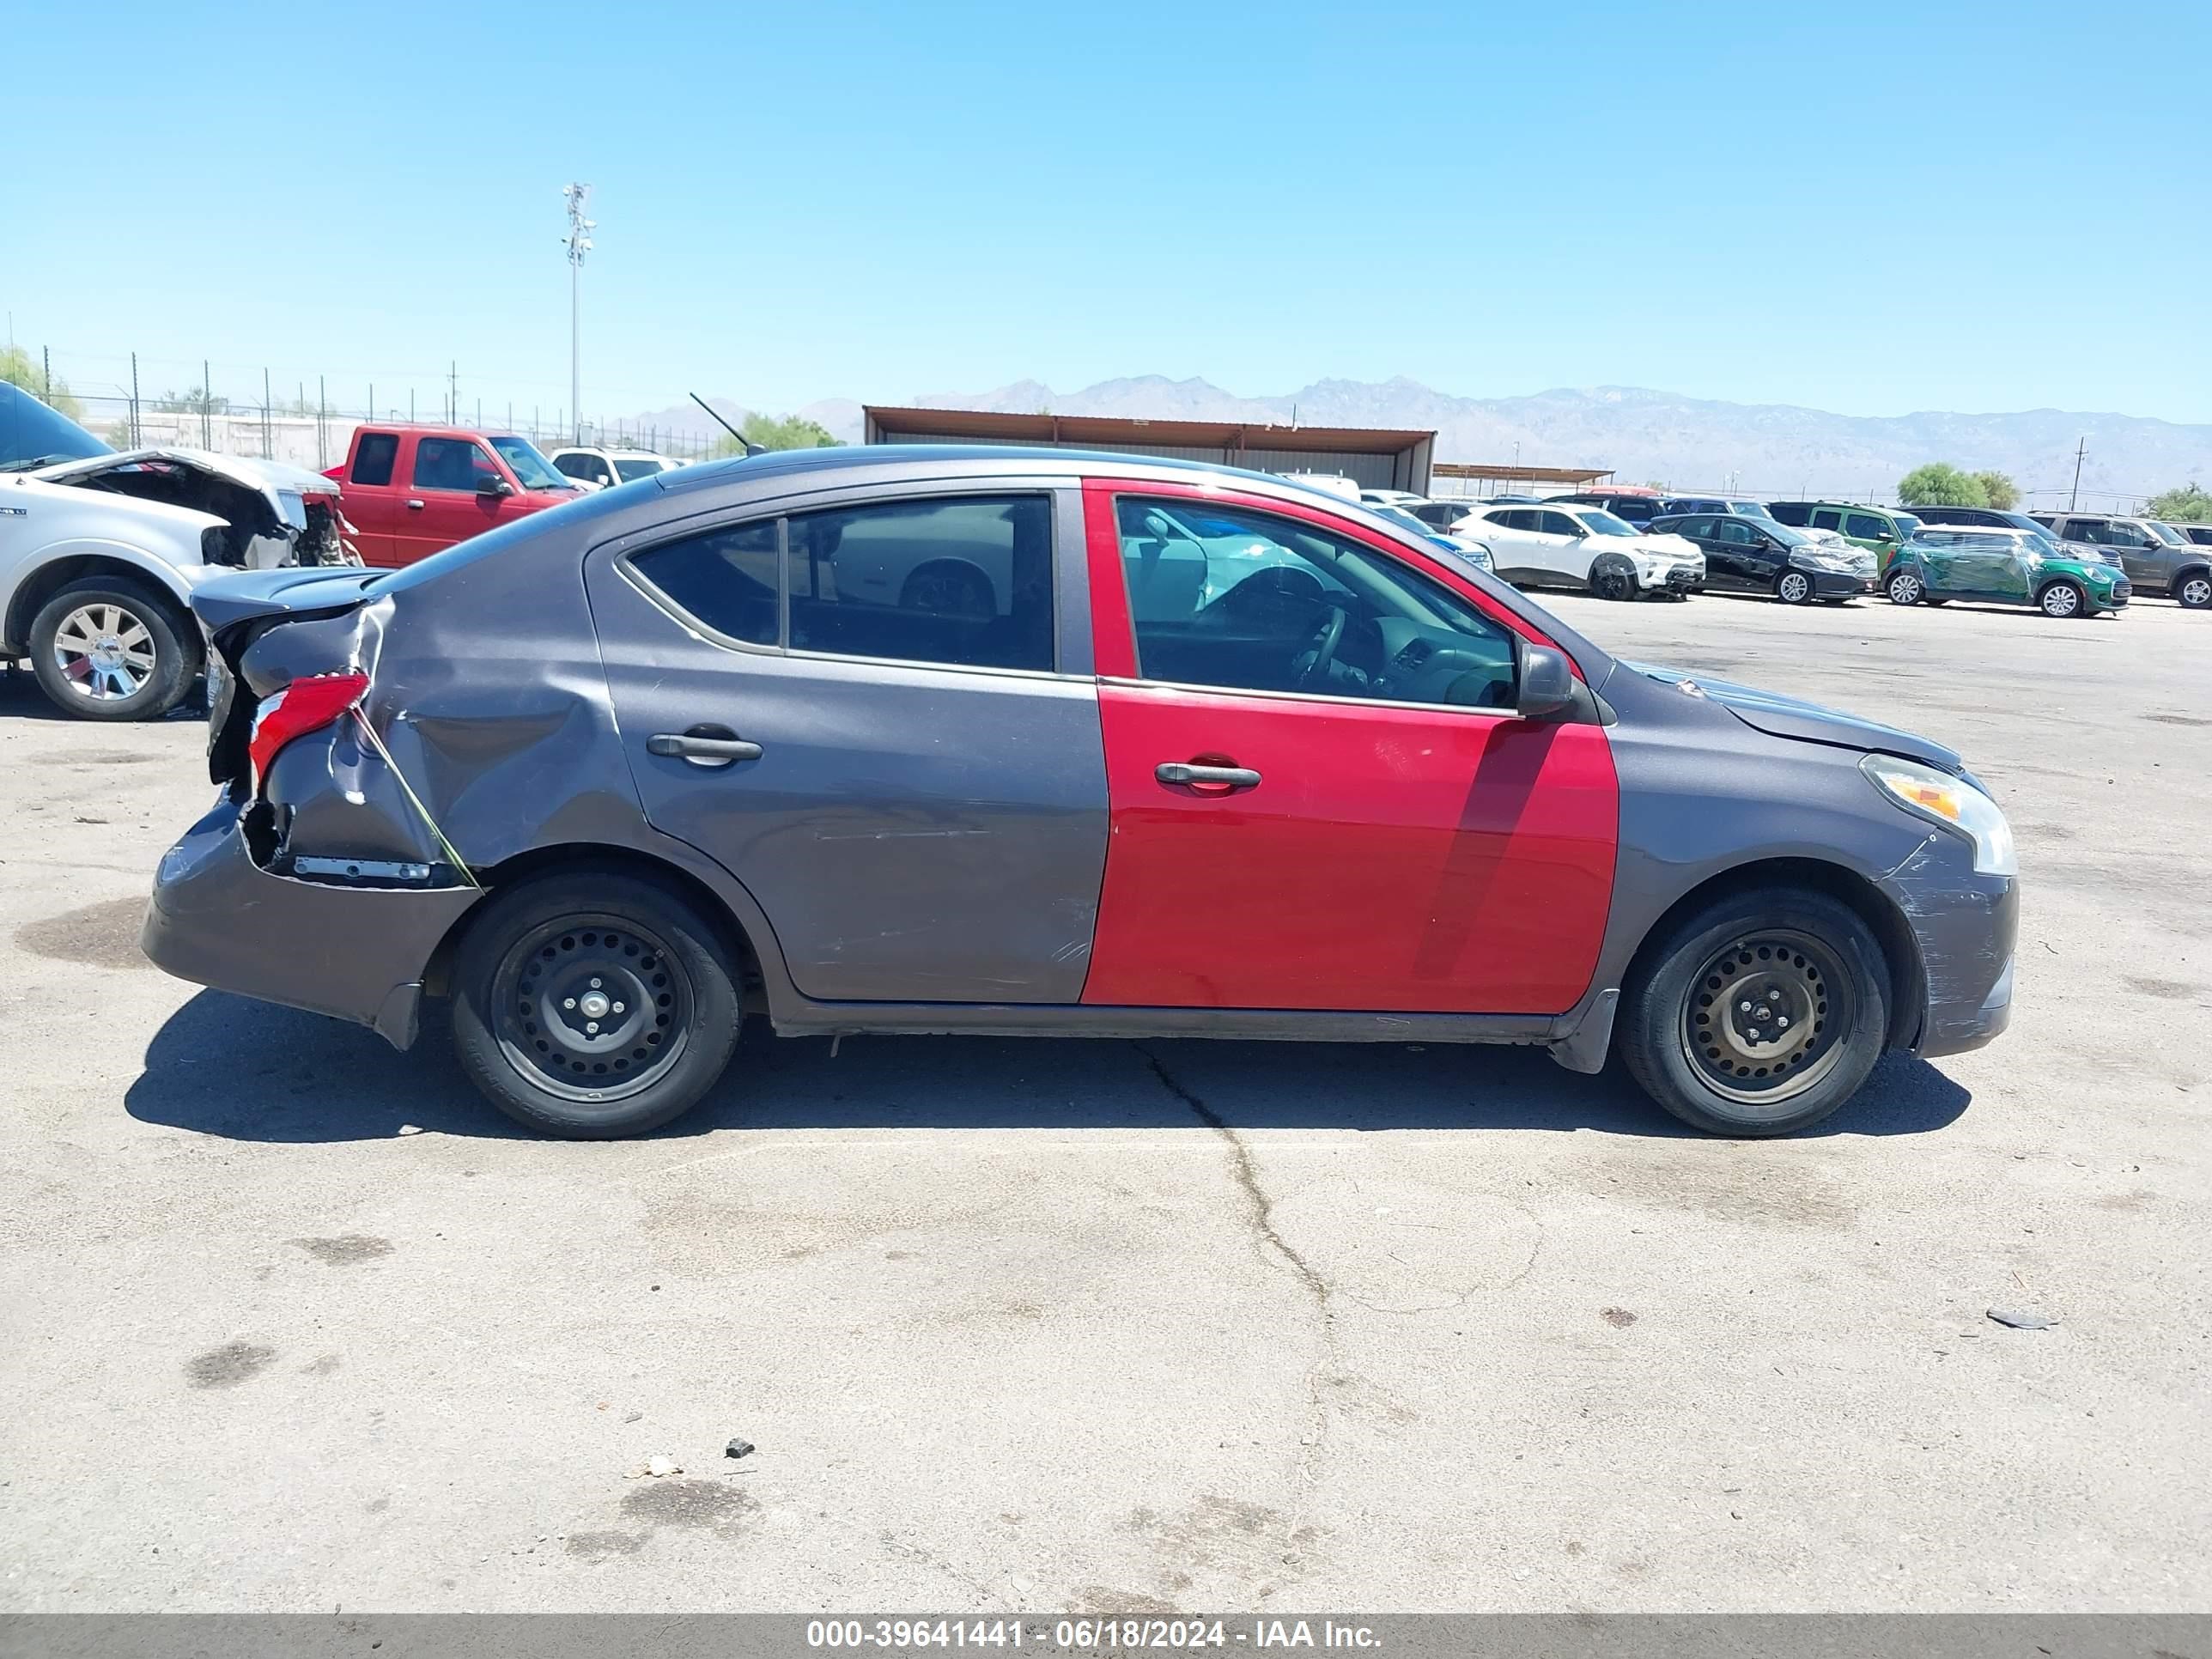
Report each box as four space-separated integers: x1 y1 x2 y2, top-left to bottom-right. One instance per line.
9 345 733 474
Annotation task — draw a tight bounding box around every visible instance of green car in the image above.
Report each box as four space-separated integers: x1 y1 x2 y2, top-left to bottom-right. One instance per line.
1769 500 1923 556
1883 526 2130 618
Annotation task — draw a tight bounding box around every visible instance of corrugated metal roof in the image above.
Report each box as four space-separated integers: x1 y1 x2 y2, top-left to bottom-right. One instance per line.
1431 461 1614 485
863 404 1434 455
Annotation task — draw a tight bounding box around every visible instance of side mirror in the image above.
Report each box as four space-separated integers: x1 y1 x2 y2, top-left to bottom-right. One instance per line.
477 475 514 498
1516 642 1575 721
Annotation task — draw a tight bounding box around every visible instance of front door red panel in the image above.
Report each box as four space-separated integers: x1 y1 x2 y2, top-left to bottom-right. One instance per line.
1079 480 1619 1016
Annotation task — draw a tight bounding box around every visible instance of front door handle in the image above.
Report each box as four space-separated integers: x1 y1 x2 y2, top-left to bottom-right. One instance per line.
648 730 764 768
405 499 425 510
1157 761 1261 791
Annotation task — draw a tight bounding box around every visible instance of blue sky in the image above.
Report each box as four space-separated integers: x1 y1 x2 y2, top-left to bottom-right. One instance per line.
8 0 2209 425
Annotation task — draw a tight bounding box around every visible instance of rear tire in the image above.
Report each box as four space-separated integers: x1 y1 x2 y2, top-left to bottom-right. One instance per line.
1774 570 1814 605
451 871 742 1139
2176 571 2212 609
27 578 198 721
1617 887 1890 1137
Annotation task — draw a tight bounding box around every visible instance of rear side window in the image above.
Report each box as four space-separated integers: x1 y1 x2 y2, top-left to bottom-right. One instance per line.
349 432 399 487
1811 508 1843 531
631 520 780 647
788 495 1054 672
1768 501 1810 526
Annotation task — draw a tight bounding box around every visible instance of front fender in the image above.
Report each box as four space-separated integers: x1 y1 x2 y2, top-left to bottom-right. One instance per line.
2 538 210 650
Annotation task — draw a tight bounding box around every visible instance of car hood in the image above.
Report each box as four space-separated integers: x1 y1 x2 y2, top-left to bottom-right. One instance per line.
1624 661 1966 771
33 447 343 499
1630 533 1702 562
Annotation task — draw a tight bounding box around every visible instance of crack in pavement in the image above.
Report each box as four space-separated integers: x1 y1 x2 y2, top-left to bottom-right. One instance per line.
1136 1044 1338 1583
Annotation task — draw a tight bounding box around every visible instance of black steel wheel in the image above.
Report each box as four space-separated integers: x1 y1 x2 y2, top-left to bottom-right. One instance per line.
452 871 742 1138
1618 886 1890 1136
492 915 694 1100
1677 930 1855 1107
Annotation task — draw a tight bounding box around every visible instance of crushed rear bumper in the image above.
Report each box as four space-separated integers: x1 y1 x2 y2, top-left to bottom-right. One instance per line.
142 797 482 1049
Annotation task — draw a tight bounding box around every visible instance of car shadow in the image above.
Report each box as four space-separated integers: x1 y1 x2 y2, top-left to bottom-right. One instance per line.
125 990 1972 1144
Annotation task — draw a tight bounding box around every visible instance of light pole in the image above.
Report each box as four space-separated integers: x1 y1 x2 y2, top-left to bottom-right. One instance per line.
562 184 595 444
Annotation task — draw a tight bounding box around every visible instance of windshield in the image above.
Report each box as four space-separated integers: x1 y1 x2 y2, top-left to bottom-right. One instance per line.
2147 520 2188 545
614 458 668 483
1891 511 1923 536
488 435 574 491
0 382 112 471
1580 509 1640 536
1372 505 1441 538
1727 501 1779 521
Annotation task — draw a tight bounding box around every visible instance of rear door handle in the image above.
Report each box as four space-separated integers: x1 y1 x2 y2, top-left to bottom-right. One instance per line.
1156 762 1261 791
648 731 763 768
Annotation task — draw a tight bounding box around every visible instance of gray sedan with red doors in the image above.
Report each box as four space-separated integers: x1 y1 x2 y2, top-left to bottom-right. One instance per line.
143 447 2017 1139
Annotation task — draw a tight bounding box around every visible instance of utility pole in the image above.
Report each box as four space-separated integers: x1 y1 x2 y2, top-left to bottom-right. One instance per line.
202 359 212 448
563 183 595 444
130 352 141 447
2069 437 2087 511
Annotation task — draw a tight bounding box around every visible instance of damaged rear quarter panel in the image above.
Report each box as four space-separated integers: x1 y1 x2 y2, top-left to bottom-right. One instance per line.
240 516 800 1012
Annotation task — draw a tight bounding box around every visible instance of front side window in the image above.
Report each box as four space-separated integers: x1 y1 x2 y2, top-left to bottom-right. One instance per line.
1114 497 1518 712
1537 511 1583 538
557 453 612 485
350 432 399 487
487 435 570 490
788 495 1054 672
1717 519 1759 546
1844 513 1893 541
413 437 499 492
630 520 780 646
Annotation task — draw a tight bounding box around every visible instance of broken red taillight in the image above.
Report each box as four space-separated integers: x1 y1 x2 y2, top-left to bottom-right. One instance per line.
247 672 370 789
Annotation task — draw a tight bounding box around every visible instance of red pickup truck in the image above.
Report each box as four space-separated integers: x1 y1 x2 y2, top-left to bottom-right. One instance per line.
327 425 586 567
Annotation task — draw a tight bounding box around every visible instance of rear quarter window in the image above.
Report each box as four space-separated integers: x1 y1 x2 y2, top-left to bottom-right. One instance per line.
349 432 399 487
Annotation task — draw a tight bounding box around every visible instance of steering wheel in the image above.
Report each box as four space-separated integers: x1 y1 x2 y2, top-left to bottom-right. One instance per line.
1296 605 1348 689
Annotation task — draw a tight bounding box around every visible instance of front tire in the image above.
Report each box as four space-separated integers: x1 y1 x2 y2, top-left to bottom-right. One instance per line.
27 579 198 721
1617 887 1890 1137
451 871 742 1138
1885 569 1924 605
1589 558 1638 602
2039 580 2084 619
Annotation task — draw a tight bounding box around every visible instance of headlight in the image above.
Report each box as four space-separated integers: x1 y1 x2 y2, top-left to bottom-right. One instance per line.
1861 753 2016 876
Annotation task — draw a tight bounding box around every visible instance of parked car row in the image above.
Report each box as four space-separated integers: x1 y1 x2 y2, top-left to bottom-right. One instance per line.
1338 477 2203 623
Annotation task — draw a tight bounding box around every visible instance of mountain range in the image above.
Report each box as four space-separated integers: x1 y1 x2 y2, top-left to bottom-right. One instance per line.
629 379 2212 507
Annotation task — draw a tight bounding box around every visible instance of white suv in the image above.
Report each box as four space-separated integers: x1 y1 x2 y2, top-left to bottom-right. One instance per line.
548 447 686 490
1456 502 1705 599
